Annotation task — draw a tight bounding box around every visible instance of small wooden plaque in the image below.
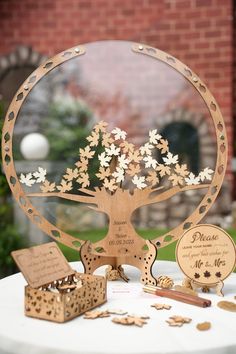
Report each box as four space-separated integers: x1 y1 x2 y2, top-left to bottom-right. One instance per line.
11 242 74 288
176 224 236 285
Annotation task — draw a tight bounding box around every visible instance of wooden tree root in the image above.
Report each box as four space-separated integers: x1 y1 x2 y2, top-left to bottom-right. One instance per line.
80 240 157 285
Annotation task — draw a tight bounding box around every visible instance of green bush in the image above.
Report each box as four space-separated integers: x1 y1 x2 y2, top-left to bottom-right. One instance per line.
41 98 93 162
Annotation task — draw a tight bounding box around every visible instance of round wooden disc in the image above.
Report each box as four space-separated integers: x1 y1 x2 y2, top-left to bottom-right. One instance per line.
176 224 236 285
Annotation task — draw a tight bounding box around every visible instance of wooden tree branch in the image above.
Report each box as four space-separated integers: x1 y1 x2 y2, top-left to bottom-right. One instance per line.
79 188 97 196
147 184 210 206
27 192 97 205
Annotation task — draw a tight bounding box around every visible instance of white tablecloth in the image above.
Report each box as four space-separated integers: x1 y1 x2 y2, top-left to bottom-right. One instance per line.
0 260 235 354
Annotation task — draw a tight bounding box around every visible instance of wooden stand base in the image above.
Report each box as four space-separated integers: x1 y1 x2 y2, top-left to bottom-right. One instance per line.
80 240 158 286
183 277 224 297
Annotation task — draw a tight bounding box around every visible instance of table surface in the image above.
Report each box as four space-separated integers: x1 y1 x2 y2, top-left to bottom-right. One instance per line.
0 260 235 354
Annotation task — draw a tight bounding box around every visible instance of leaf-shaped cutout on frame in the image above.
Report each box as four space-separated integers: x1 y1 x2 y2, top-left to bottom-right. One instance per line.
210 102 216 111
142 244 149 251
217 122 223 132
4 154 11 165
211 186 217 195
72 240 81 248
4 132 10 143
199 84 206 93
166 56 175 64
16 92 23 101
147 47 156 54
164 235 174 242
62 51 72 57
10 176 16 186
8 111 15 121
199 205 207 214
43 62 53 69
51 230 61 238
19 196 26 206
183 222 192 230
220 143 226 153
28 75 36 83
33 215 41 224
218 165 224 175
184 68 192 77
95 247 106 253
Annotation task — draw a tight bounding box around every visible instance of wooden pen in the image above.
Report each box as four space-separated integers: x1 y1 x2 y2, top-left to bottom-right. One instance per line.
143 285 211 308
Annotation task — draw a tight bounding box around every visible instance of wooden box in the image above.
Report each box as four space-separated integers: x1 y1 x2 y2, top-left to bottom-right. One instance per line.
12 242 107 323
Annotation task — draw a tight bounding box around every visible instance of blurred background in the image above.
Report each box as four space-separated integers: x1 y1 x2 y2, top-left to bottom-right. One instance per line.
0 0 235 277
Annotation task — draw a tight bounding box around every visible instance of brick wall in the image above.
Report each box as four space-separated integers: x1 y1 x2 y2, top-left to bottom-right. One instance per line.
0 0 233 180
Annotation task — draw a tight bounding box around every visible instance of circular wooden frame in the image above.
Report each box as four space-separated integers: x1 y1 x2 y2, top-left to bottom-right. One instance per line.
2 41 228 252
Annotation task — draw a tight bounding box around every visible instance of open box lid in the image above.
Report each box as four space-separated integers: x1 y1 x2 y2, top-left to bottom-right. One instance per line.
11 242 75 288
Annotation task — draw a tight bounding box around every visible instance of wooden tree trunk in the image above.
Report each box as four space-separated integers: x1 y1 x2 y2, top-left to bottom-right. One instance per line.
91 189 147 257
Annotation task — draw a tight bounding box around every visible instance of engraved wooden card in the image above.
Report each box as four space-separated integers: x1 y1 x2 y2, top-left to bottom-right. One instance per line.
11 242 74 288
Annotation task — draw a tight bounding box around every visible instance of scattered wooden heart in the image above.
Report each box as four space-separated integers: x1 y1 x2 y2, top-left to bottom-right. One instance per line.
196 322 211 331
217 301 236 312
151 303 171 310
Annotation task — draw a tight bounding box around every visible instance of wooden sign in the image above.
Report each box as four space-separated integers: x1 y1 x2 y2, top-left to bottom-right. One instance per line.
176 224 236 291
12 242 74 288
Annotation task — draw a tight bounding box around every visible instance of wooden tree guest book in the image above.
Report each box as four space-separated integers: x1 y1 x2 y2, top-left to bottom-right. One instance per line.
12 242 107 322
2 40 229 284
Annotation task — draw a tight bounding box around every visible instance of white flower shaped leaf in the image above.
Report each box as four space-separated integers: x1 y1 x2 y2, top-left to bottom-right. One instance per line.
105 143 120 156
33 167 47 183
20 173 35 187
149 129 162 144
118 154 130 169
185 172 200 186
111 127 127 140
199 167 214 182
139 143 154 156
98 152 112 167
112 167 125 183
132 175 147 190
163 152 179 165
143 156 157 169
